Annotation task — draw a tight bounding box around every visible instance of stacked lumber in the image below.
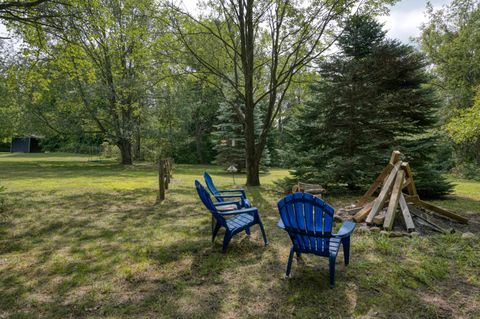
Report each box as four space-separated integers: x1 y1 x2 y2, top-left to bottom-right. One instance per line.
292 182 326 197
352 151 467 233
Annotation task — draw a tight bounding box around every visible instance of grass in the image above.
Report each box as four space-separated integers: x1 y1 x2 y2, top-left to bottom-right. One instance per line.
0 152 479 318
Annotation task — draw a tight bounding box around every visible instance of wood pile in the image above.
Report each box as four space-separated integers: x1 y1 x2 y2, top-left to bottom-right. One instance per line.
349 151 468 234
292 182 326 197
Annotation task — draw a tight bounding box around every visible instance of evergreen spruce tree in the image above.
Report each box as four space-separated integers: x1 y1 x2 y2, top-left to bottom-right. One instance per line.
211 101 246 172
289 15 452 196
211 100 271 172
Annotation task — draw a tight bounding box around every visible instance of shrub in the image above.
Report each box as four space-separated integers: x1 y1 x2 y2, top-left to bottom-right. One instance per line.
100 142 120 160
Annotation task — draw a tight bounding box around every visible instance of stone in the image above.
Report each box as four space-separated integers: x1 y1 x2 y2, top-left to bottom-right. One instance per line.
461 232 475 239
369 226 381 232
356 225 370 233
409 232 420 237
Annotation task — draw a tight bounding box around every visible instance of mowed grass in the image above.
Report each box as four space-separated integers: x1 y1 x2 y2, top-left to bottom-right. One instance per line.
0 153 479 318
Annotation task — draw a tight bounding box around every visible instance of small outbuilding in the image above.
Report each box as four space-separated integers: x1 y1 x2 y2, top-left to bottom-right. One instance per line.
10 137 42 153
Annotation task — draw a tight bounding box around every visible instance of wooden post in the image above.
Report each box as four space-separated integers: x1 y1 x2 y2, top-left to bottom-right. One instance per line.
353 202 373 222
383 170 405 231
164 160 169 190
398 193 415 232
357 151 401 206
401 162 418 196
366 161 402 224
389 150 401 165
158 159 165 202
357 164 394 206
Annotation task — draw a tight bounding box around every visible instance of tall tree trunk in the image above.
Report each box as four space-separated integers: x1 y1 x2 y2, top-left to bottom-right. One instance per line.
117 139 133 165
195 123 205 164
244 106 260 186
133 124 142 161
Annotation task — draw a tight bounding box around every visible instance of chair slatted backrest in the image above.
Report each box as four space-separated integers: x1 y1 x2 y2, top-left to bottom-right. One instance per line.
203 172 221 199
195 180 226 227
278 192 335 255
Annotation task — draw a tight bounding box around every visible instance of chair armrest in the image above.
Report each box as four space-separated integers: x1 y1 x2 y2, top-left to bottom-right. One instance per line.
332 220 356 238
214 201 241 209
219 189 246 196
219 207 258 216
215 194 244 200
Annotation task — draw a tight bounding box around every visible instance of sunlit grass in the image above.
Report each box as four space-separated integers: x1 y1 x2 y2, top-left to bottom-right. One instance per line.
0 153 479 318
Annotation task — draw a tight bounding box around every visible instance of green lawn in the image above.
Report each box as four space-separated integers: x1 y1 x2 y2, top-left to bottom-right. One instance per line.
0 153 479 318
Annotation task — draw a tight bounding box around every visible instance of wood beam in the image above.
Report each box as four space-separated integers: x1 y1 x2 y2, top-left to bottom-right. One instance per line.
366 161 402 224
398 193 415 232
401 162 418 196
383 170 405 231
353 202 373 222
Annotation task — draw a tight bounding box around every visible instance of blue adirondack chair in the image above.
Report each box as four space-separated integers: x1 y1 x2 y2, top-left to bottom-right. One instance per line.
277 192 356 287
195 180 268 252
203 171 251 207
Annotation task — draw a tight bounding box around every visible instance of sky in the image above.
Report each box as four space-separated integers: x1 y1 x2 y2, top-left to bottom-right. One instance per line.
179 0 453 44
0 0 452 44
378 0 451 43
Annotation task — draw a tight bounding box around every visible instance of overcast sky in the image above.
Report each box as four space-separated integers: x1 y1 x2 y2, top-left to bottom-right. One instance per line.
179 0 453 44
378 0 451 43
0 0 452 44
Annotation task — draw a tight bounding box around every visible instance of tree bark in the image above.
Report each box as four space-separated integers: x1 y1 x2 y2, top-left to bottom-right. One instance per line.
195 122 205 164
133 124 142 161
117 139 133 165
245 107 260 185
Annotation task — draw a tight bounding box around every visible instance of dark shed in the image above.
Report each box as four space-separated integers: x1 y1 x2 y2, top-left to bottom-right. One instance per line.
10 137 42 153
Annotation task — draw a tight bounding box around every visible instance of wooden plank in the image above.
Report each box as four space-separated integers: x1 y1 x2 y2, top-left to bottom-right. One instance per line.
404 194 420 203
401 162 418 196
383 170 405 231
344 206 362 215
389 150 402 165
399 193 415 232
357 164 394 206
353 202 373 222
366 161 402 224
415 200 468 224
408 205 454 233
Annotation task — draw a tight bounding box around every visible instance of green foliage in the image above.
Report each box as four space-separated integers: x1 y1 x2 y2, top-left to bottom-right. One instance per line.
211 99 272 172
287 15 452 196
211 101 246 171
421 0 480 165
445 87 480 144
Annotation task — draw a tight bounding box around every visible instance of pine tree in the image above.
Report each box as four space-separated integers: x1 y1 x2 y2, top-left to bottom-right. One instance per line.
211 101 246 172
289 15 452 196
211 100 271 172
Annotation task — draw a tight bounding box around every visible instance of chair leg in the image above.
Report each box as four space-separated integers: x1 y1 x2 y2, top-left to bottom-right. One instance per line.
296 251 302 258
245 227 251 236
285 247 295 278
212 223 221 242
258 221 268 246
343 236 350 266
222 232 232 253
329 255 336 288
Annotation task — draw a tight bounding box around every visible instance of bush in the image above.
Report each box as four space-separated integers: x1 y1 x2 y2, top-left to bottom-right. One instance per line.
100 142 120 159
452 162 480 181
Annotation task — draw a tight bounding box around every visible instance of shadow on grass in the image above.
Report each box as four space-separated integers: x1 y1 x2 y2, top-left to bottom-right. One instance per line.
1 161 479 318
